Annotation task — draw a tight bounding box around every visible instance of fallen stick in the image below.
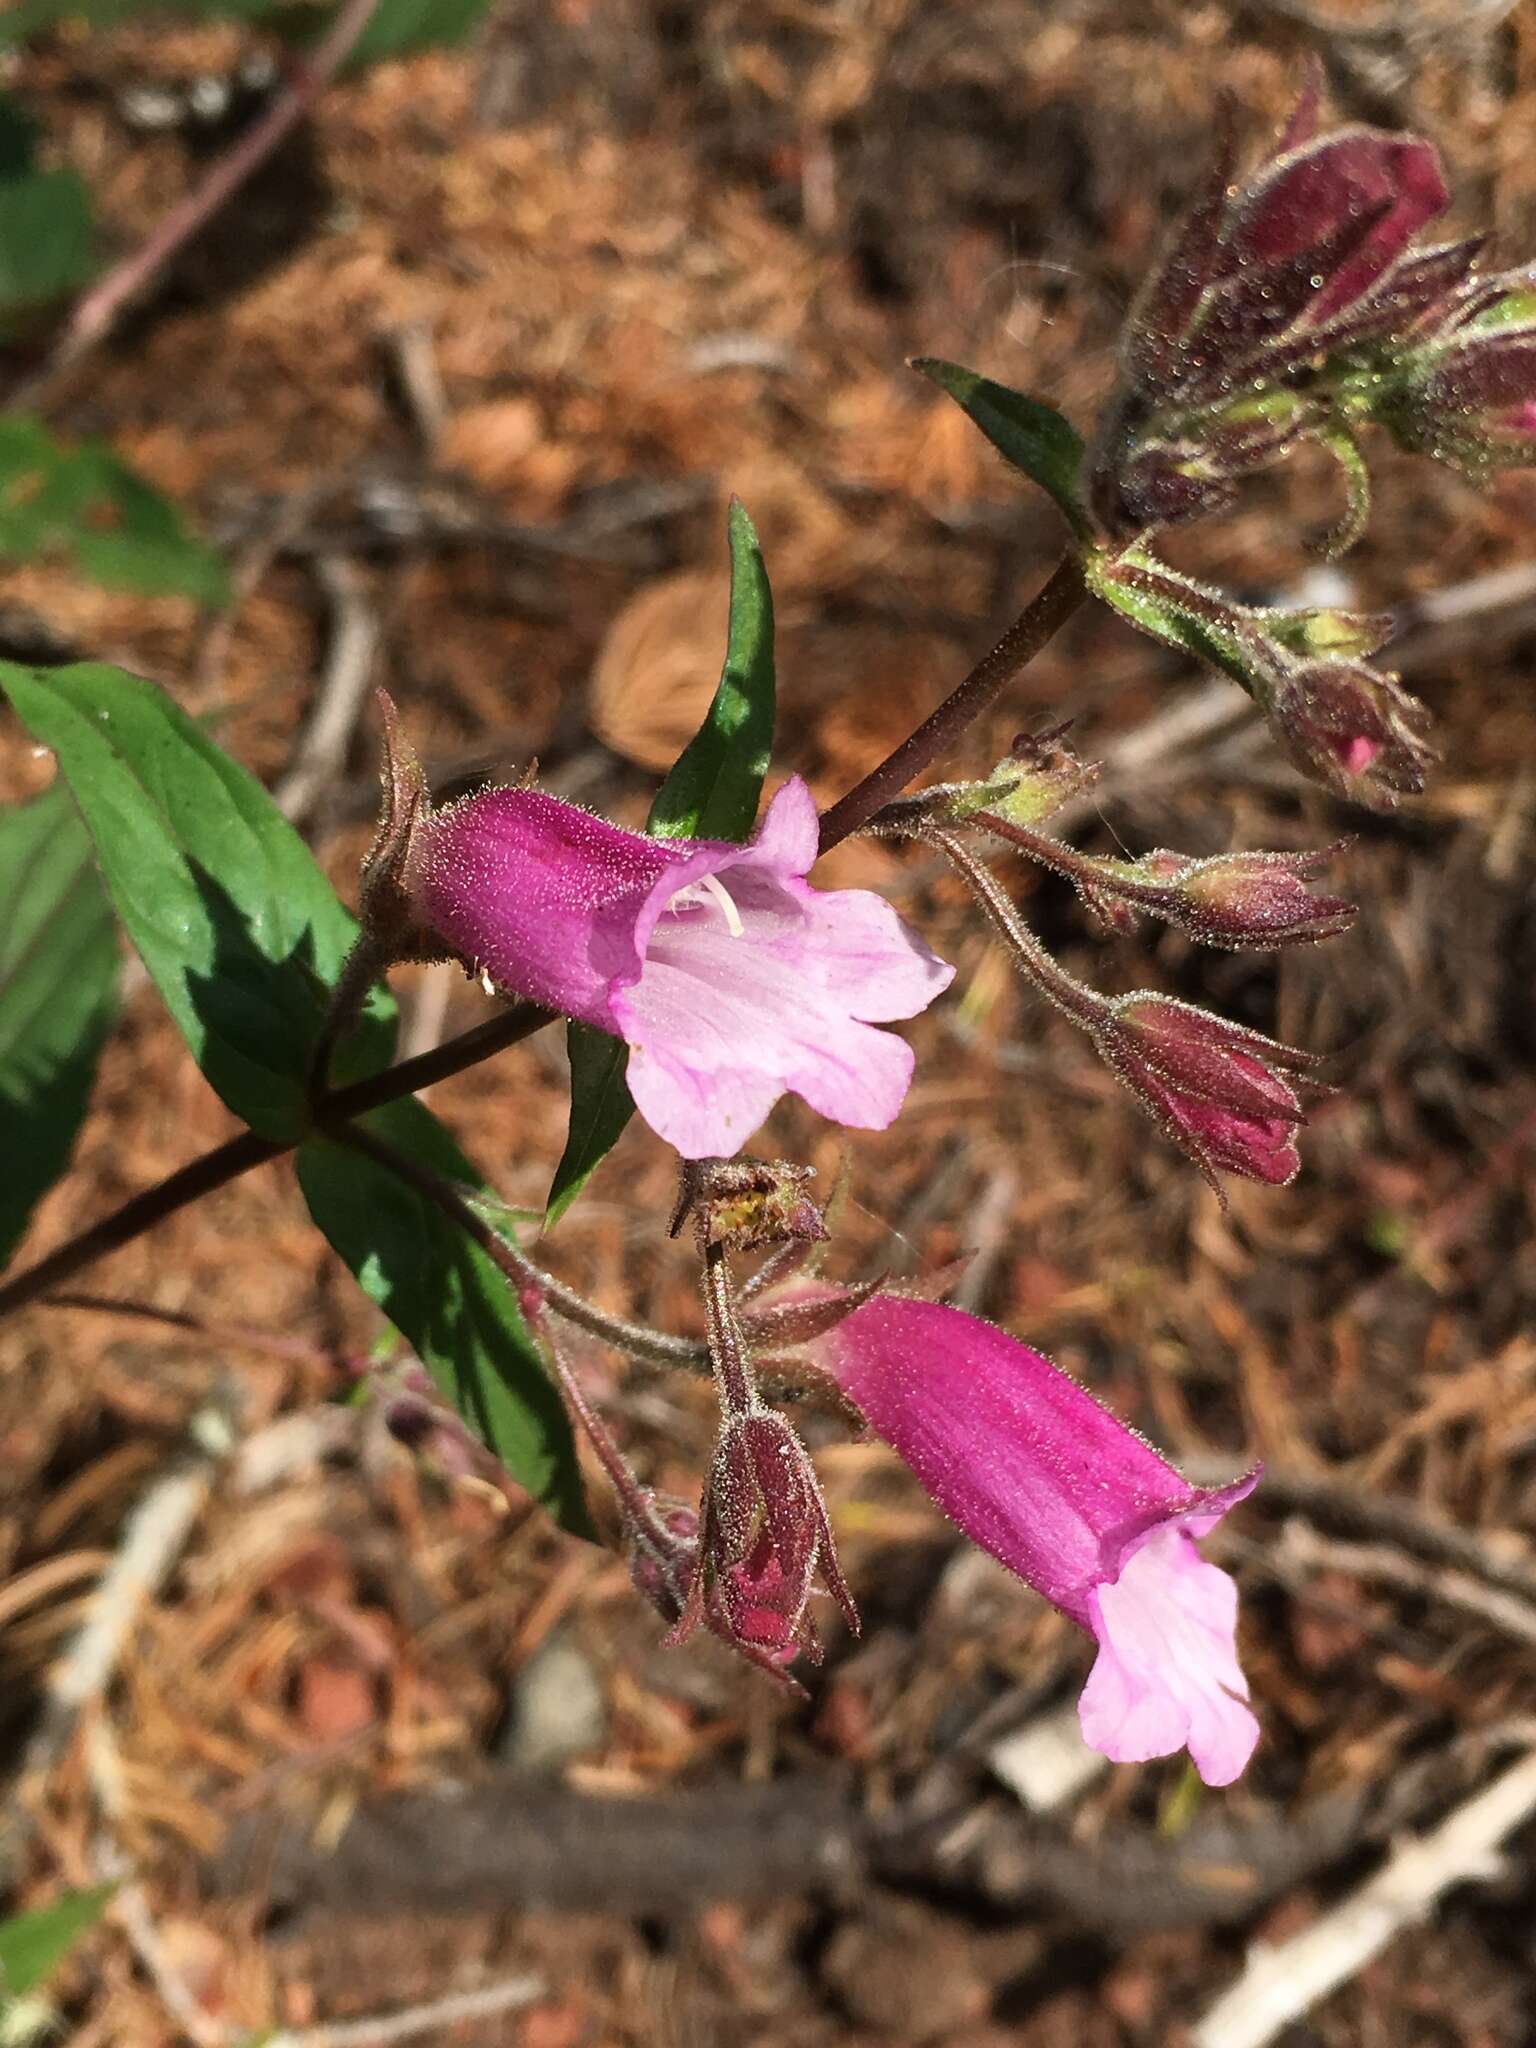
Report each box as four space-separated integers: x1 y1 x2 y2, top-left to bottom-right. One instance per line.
1192 1744 1536 2048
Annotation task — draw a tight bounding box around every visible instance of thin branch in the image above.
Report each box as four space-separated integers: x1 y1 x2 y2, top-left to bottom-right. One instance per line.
265 1977 545 2048
816 555 1086 852
0 1000 551 1323
931 826 1105 1030
1192 1744 1536 2048
3 0 383 413
45 1290 355 1371
335 1118 708 1372
276 556 382 827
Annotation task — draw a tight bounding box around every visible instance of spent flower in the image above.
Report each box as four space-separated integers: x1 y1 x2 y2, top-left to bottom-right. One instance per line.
804 1294 1260 1784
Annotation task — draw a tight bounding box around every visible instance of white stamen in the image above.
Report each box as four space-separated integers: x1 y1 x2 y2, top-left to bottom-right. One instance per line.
668 871 744 938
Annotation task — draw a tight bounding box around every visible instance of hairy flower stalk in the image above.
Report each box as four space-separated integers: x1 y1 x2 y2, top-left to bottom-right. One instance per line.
669 1180 857 1677
520 1284 702 1628
975 809 1355 949
1088 549 1436 807
933 828 1317 1187
390 750 952 1159
801 1293 1260 1784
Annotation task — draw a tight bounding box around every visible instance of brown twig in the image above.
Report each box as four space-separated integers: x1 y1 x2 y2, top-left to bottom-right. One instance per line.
44 1290 356 1371
3 0 383 414
816 555 1086 852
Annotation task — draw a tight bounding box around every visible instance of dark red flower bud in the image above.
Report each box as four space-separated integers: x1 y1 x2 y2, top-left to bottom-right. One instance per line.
1377 274 1536 473
626 1497 701 1629
1072 844 1356 949
1253 651 1436 803
1092 996 1317 1189
1166 846 1356 947
1091 82 1461 539
670 1409 857 1677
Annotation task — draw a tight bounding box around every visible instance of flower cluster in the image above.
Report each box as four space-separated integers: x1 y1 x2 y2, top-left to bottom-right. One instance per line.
348 76 1534 1799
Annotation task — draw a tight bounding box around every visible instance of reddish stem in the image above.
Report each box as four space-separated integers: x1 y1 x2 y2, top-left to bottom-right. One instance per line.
816 555 1086 852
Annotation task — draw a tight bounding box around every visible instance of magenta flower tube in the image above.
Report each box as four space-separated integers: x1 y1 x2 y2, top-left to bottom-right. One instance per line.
809 1294 1261 1786
414 775 954 1158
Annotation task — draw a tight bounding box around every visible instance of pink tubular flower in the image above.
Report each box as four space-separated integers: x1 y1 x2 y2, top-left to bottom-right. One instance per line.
1093 995 1315 1188
413 775 953 1158
805 1294 1259 1785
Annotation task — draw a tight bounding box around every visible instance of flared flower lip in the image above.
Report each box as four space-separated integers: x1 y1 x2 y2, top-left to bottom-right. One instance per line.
1099 1465 1261 1586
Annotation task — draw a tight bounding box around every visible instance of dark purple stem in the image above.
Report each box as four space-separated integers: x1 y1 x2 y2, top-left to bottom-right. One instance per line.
0 999 553 1321
816 555 1086 853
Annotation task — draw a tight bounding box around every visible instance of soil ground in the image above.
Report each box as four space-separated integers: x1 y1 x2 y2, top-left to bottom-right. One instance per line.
4 2 1536 2043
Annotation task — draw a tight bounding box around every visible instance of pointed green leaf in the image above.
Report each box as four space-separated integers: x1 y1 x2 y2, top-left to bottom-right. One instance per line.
1 661 393 1140
911 357 1089 535
0 782 119 1270
543 1022 634 1230
0 1885 115 2002
0 419 226 604
546 500 776 1224
297 1099 589 1534
646 497 776 841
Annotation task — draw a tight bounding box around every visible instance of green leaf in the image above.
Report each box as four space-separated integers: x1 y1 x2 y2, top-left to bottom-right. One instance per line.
0 782 119 1271
0 419 227 605
0 166 94 324
543 1022 634 1230
547 499 777 1224
1 662 393 1140
646 498 776 841
911 357 1088 535
0 1886 115 2002
297 1099 589 1534
0 0 490 54
321 0 493 69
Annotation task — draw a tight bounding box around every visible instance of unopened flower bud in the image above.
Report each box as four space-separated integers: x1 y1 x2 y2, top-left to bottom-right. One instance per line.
1375 271 1536 475
1254 652 1436 801
1074 844 1356 949
1092 994 1318 1188
626 1497 700 1628
670 1156 829 1252
671 1409 857 1675
1089 551 1432 807
1165 846 1356 947
1089 78 1463 540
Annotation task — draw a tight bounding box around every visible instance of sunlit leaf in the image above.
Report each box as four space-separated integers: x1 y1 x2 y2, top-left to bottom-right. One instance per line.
546 500 777 1224
911 357 1089 535
1 661 392 1140
0 782 119 1270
